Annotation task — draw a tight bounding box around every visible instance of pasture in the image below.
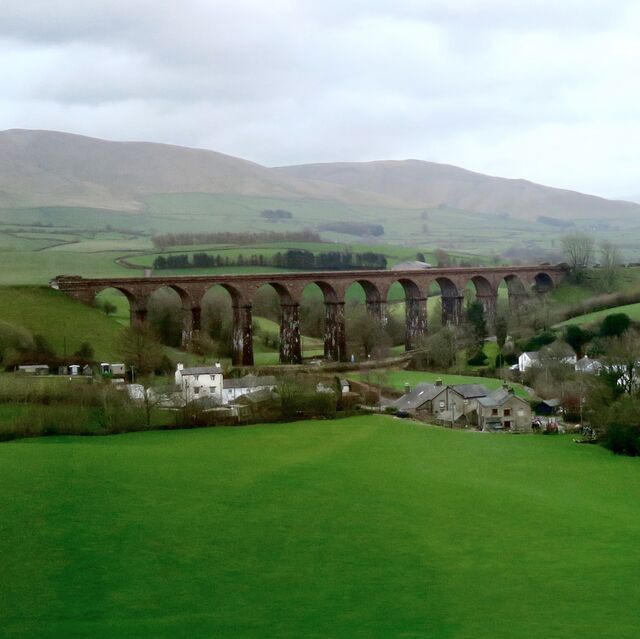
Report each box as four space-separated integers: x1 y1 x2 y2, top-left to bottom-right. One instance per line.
354 368 532 399
0 287 124 360
1 415 639 638
557 301 640 328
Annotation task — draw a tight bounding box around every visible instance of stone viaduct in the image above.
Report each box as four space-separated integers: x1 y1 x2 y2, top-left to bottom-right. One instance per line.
51 265 566 366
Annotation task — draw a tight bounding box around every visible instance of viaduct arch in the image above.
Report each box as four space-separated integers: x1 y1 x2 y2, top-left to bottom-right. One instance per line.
51 265 567 366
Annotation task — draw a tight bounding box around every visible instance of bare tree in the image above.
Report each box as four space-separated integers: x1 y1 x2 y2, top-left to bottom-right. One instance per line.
117 325 164 376
601 330 640 395
600 241 621 290
421 327 457 369
562 232 595 282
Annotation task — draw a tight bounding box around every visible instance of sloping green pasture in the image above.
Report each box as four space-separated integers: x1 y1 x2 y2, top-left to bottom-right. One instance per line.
557 302 640 328
355 369 531 399
0 287 124 360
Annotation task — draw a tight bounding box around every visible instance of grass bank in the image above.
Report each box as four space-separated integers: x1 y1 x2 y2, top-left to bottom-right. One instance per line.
2 416 639 638
354 369 532 400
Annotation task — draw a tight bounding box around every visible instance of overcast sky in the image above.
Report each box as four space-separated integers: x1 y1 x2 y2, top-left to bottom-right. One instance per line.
2 0 639 198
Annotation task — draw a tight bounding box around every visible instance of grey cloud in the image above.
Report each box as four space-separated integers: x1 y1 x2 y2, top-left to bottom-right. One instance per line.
0 0 639 198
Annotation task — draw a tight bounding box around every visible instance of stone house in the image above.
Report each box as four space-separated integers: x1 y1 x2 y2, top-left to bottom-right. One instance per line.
435 384 490 428
175 363 224 404
393 382 448 418
476 388 532 432
393 381 489 425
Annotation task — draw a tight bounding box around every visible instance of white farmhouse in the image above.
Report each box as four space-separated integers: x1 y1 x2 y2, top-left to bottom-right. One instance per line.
175 363 224 404
518 351 540 373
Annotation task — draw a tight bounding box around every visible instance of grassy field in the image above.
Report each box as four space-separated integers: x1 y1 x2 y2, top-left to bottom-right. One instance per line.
1 415 639 638
0 287 125 360
557 301 640 328
355 369 531 399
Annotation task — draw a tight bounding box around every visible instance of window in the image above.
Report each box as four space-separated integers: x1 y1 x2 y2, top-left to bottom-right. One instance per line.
504 420 512 430
504 409 511 416
492 408 498 415
194 387 200 395
210 375 216 381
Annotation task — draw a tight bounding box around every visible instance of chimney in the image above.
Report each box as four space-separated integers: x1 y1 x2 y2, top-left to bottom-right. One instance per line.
508 387 515 395
404 382 411 394
215 362 221 370
435 378 443 386
177 363 184 371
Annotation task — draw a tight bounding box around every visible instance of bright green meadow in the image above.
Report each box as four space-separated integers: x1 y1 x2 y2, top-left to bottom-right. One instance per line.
1 415 639 638
557 301 640 328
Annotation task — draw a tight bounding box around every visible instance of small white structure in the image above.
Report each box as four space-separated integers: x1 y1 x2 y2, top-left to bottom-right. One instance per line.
126 384 145 402
17 364 49 375
100 363 126 377
68 364 81 376
222 375 276 404
575 357 603 374
175 363 224 404
518 351 540 373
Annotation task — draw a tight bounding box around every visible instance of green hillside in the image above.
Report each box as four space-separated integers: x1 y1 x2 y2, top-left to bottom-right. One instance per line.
2 416 640 637
557 301 640 327
355 369 531 399
0 287 124 360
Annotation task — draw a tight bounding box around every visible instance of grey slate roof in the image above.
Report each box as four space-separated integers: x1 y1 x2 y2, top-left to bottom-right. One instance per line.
393 383 444 411
223 375 277 390
180 365 223 376
450 384 489 399
232 388 275 404
539 398 561 407
478 388 527 408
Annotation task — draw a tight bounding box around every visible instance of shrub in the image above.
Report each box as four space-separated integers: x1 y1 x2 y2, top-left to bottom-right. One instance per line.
0 322 33 363
602 423 640 456
74 342 95 359
521 331 556 352
600 313 631 338
467 351 488 366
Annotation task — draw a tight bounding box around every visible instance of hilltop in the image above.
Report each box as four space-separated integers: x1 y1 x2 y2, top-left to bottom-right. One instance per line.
2 129 639 226
276 159 640 221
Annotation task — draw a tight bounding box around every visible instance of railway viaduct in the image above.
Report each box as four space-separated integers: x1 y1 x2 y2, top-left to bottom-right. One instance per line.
51 265 567 366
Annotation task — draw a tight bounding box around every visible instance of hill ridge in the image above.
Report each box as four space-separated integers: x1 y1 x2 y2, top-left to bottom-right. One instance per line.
2 128 639 222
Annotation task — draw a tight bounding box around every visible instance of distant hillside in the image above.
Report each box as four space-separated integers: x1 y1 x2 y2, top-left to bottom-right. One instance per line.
276 160 640 221
2 129 639 224
0 129 394 211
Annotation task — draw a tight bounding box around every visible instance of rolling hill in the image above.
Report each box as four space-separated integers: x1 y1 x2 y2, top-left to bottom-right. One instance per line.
276 159 640 221
2 128 639 225
0 129 395 211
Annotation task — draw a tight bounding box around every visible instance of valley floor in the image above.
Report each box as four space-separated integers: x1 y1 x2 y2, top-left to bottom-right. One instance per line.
1 416 639 638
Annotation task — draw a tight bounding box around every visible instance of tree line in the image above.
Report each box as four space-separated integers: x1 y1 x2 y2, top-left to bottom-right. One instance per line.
152 249 387 271
260 209 293 221
318 222 385 237
152 230 321 250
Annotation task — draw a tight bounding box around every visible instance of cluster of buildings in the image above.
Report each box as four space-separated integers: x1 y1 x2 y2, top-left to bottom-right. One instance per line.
148 363 278 410
516 350 603 375
392 379 532 432
17 362 126 377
